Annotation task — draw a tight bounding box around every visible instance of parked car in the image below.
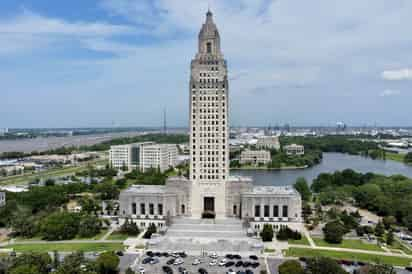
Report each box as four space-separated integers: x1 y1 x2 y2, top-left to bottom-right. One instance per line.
198 268 208 274
210 252 218 259
162 265 173 274
249 255 258 261
225 261 235 267
142 257 152 264
167 258 176 265
209 259 218 266
192 259 202 265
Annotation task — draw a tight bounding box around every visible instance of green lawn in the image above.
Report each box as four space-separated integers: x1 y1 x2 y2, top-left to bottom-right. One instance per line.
288 235 311 246
285 247 412 267
1 242 124 253
0 159 107 186
106 231 129 241
385 152 405 163
313 237 383 252
389 239 412 255
75 229 109 240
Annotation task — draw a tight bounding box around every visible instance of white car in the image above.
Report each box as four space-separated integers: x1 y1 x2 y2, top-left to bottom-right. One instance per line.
209 259 218 266
192 259 201 265
138 266 145 274
218 259 227 266
209 252 218 259
174 259 184 265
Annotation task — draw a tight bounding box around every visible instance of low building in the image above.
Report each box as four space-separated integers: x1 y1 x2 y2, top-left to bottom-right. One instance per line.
109 142 178 172
0 192 5 207
0 165 24 176
239 149 271 166
284 144 305 156
256 136 280 150
118 176 302 232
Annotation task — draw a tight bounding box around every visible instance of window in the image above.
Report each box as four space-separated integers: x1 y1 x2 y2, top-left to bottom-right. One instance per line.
149 203 154 215
254 205 260 217
132 203 137 215
140 203 146 215
273 205 279 217
206 42 212 53
158 204 163 215
264 205 270 217
233 205 237 215
181 204 186 214
282 205 288 218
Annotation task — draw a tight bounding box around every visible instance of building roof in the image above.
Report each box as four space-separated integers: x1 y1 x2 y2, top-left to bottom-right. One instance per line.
121 185 167 195
244 185 300 196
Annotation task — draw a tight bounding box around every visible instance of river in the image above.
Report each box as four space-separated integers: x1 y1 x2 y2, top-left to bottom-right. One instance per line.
231 152 412 186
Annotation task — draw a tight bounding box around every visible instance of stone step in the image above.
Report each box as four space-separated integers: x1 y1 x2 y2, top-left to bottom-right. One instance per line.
166 230 246 239
169 223 244 232
171 217 243 225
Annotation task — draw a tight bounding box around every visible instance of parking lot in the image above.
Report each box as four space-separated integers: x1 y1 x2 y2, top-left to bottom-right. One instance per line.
133 251 265 274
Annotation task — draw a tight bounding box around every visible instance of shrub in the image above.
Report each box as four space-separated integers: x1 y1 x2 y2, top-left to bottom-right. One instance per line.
260 224 274 242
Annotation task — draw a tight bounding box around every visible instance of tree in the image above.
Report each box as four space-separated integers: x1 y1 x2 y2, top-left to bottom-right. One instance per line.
323 221 346 244
382 216 396 230
359 264 396 274
56 252 97 274
94 182 119 200
386 230 394 246
78 215 102 238
11 214 38 238
305 257 347 274
96 252 119 274
120 218 140 236
403 213 412 231
9 265 41 274
40 212 80 240
404 152 412 164
143 223 157 239
260 224 274 242
374 221 385 237
294 177 311 201
278 260 304 274
125 268 135 274
11 253 52 274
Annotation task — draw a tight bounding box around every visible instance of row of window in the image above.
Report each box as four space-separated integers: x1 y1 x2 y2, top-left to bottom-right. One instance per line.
192 90 225 95
192 169 225 174
131 203 163 216
193 175 226 180
254 205 288 218
192 108 225 114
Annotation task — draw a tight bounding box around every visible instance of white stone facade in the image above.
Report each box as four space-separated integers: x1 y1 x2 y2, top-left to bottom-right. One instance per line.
109 142 177 172
256 136 280 150
239 149 271 166
118 11 302 232
284 144 305 156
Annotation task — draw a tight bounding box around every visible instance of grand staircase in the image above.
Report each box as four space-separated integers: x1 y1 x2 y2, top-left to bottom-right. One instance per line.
149 218 263 254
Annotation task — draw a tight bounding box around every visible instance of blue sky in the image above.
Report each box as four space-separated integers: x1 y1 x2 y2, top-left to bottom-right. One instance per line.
1 0 412 128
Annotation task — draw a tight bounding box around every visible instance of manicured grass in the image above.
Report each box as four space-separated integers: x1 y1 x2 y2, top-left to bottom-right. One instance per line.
107 231 129 241
285 247 412 267
0 159 107 186
390 239 412 255
288 235 311 246
75 229 109 240
313 238 383 252
385 153 405 163
1 242 124 253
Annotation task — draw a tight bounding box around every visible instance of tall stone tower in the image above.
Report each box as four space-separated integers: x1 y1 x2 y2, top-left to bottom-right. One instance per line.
189 10 229 219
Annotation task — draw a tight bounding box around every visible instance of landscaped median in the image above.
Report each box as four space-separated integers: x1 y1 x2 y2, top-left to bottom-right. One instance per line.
312 237 383 252
0 242 124 253
284 247 412 267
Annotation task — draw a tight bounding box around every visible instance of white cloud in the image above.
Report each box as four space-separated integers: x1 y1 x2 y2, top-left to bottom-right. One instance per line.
382 68 412 81
380 89 401 97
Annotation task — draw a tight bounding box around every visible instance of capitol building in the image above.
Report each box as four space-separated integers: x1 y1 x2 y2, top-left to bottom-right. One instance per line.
119 11 302 233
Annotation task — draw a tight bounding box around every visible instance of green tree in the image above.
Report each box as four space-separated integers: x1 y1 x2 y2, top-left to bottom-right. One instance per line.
56 252 97 274
125 268 135 274
305 257 347 274
96 252 119 274
260 224 274 242
404 152 412 164
382 216 396 230
323 221 346 244
78 215 102 238
386 230 394 246
9 265 41 274
293 177 311 201
11 253 52 274
278 260 304 274
40 212 80 240
374 221 385 237
120 218 140 236
360 263 396 274
403 213 412 231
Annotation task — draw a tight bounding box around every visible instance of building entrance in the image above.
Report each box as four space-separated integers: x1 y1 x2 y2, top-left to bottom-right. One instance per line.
203 197 215 218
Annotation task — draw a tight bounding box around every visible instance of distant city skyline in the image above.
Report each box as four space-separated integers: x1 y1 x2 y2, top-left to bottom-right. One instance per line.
1 0 412 128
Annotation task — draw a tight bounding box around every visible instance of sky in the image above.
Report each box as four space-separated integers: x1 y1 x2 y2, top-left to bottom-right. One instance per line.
1 0 412 128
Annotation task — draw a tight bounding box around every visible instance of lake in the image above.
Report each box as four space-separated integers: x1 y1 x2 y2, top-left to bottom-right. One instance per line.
231 152 412 186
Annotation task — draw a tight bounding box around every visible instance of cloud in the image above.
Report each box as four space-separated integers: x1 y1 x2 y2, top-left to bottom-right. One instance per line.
382 68 412 81
0 9 136 55
380 89 401 97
